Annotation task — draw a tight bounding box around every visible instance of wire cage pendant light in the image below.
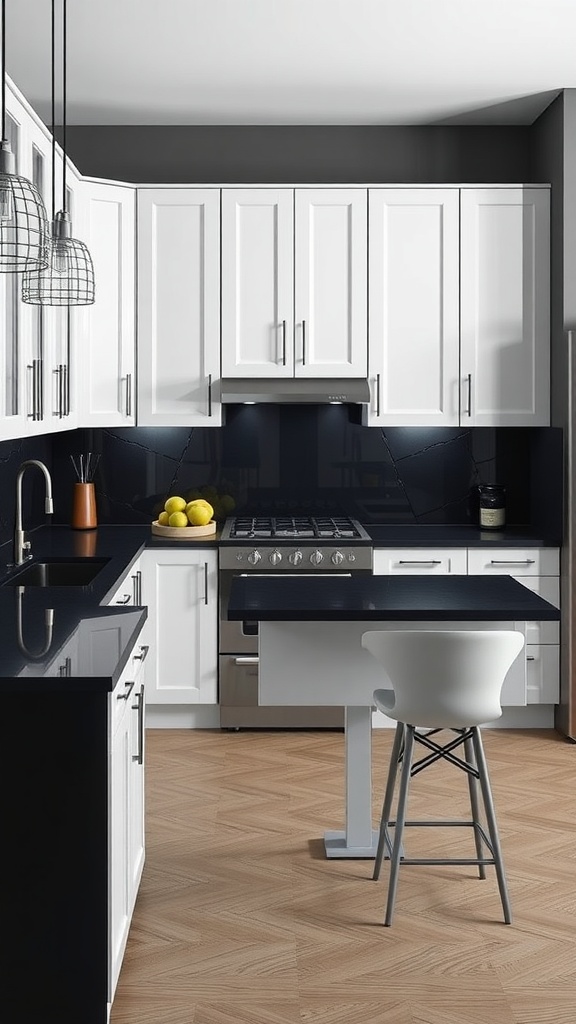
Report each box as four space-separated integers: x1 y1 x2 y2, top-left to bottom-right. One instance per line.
0 0 48 271
22 0 94 305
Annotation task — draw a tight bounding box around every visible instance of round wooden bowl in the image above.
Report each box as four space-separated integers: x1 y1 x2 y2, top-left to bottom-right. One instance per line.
151 520 217 539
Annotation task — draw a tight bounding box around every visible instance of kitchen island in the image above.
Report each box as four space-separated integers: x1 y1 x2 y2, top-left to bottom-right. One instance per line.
228 573 561 857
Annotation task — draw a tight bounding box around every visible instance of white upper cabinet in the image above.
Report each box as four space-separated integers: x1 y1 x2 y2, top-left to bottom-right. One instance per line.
460 188 550 426
368 189 460 426
138 188 221 426
221 188 367 379
294 189 367 378
78 180 136 426
221 188 294 378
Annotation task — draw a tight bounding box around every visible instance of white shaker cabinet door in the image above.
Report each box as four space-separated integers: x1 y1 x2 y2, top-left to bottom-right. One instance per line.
138 188 221 425
460 188 550 426
79 180 136 426
295 189 367 378
141 549 218 704
368 188 460 426
221 188 294 378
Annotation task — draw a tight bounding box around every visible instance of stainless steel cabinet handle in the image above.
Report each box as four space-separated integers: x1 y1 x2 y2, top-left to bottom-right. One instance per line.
208 373 212 417
132 685 145 764
38 358 44 420
137 569 142 605
60 364 65 418
125 372 132 418
133 644 149 662
526 655 535 661
132 573 139 604
302 320 306 365
117 679 135 700
27 364 36 419
282 320 286 366
398 560 442 565
63 363 69 416
54 366 63 418
234 657 260 666
117 593 131 604
204 562 209 605
376 373 381 417
466 373 472 417
489 560 535 565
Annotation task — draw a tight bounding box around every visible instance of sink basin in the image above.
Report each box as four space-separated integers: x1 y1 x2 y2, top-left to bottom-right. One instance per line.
4 558 109 587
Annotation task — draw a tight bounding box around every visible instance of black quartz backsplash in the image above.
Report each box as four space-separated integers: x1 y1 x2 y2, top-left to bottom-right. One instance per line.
46 408 563 540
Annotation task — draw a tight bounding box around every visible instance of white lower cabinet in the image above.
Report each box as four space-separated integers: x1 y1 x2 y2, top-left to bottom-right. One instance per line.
141 549 218 704
373 546 560 706
108 644 146 1003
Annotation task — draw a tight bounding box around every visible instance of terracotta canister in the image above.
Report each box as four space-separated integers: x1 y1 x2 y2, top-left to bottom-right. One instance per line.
72 482 97 530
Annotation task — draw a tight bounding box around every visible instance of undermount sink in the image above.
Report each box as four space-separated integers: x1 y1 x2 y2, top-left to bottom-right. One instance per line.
4 558 109 587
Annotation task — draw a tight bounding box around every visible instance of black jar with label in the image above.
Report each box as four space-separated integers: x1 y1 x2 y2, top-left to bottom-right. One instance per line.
478 484 506 530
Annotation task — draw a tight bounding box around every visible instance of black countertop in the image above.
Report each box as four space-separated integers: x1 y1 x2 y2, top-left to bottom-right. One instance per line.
365 524 561 547
227 574 562 622
0 525 150 691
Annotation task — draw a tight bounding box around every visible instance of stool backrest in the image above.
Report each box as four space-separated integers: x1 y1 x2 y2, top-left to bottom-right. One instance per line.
361 630 525 728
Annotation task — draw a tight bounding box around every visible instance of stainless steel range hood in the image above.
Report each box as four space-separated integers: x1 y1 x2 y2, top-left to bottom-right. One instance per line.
220 378 371 404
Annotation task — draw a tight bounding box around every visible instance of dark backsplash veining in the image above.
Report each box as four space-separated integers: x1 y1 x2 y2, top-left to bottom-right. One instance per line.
44 408 562 540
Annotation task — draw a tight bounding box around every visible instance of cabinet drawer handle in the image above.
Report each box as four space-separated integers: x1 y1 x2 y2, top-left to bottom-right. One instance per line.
125 372 133 418
466 373 472 417
63 363 69 417
208 373 213 417
133 644 149 662
27 364 36 420
132 685 145 764
526 656 536 661
234 657 259 666
376 373 381 417
282 320 286 366
397 560 442 566
489 560 535 565
204 562 209 605
302 319 306 365
117 679 135 700
117 593 131 604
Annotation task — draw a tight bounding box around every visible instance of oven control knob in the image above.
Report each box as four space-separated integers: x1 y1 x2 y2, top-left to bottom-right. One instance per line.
247 550 262 565
269 549 282 566
288 549 303 566
331 551 345 566
310 549 324 566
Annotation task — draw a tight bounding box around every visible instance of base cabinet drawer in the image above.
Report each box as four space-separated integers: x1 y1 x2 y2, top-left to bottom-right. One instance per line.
373 548 467 575
468 548 559 576
526 645 560 704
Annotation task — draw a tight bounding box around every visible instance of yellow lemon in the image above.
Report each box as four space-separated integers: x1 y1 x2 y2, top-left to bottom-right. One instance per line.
164 495 186 515
186 500 213 526
168 511 188 528
158 510 170 526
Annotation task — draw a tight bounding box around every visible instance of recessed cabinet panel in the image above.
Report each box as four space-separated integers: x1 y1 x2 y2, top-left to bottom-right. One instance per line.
460 188 550 426
80 182 135 426
138 188 221 424
221 189 294 378
295 189 367 378
368 189 460 425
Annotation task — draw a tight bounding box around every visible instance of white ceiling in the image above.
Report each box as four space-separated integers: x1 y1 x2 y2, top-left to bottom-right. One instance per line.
5 0 575 126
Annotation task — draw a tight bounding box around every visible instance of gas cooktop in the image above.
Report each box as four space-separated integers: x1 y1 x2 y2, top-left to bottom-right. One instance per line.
220 515 371 542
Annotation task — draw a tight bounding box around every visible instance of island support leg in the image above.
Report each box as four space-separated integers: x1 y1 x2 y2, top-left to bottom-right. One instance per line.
324 705 379 858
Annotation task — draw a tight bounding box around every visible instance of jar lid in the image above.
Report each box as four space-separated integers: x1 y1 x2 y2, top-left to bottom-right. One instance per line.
478 483 505 491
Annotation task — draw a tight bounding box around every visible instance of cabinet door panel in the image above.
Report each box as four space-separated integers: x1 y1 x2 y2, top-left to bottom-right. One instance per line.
80 181 135 426
368 188 460 425
221 188 294 378
295 189 367 378
460 188 550 426
138 188 221 424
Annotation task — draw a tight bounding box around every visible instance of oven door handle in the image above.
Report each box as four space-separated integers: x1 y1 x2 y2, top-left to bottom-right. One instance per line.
234 657 260 666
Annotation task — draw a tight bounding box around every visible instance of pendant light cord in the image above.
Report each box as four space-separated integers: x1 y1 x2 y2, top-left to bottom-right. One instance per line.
61 0 66 213
1 0 6 142
51 0 55 219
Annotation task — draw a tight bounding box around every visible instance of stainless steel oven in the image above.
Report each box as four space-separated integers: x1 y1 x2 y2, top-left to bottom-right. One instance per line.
218 515 373 729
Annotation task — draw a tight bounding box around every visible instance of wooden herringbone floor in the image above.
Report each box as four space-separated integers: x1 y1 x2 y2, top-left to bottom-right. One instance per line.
111 728 576 1024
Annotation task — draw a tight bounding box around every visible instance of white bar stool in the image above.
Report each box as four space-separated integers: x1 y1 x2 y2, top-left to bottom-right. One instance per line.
361 629 525 926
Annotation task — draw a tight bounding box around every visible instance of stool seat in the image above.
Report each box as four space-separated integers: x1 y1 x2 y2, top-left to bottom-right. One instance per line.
361 629 525 926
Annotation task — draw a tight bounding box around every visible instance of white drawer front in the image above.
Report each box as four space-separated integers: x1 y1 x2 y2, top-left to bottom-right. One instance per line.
526 645 560 704
514 577 560 644
373 548 467 575
467 548 559 577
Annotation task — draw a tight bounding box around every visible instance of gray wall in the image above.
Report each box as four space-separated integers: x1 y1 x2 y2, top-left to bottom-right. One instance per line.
61 124 532 183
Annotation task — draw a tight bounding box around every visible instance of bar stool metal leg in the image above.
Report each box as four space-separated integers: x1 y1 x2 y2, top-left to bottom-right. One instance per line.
471 727 512 924
384 724 415 927
373 721 405 881
464 731 486 880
